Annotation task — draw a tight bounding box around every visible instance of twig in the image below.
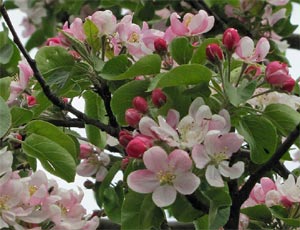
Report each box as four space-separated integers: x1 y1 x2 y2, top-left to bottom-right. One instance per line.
0 4 120 138
45 118 85 128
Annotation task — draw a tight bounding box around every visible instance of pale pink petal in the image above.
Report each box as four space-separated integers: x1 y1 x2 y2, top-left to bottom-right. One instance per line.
219 161 244 179
70 18 86 41
76 160 98 177
170 13 189 36
173 172 200 194
260 177 276 193
127 170 159 193
266 0 289 6
188 97 205 118
208 114 226 131
166 109 180 129
157 116 178 138
269 8 286 26
168 149 192 173
152 185 177 207
201 16 215 34
195 105 212 123
253 37 270 62
236 36 254 59
0 149 13 176
205 165 224 187
139 117 158 138
219 109 231 133
192 144 211 169
95 166 108 182
143 146 168 172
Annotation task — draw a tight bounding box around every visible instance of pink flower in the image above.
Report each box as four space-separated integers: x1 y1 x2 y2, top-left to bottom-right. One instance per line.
266 0 289 6
265 61 295 91
79 144 95 159
90 10 117 36
262 5 286 27
235 37 270 62
192 130 244 187
276 174 300 203
46 37 64 46
61 18 86 42
249 177 276 203
206 43 224 63
222 28 240 52
127 146 200 207
76 151 110 182
170 10 214 36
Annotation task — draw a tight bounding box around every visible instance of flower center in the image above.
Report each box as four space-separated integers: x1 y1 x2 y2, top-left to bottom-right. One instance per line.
184 15 192 27
0 195 9 210
29 185 38 196
157 170 176 185
128 32 140 43
210 151 228 165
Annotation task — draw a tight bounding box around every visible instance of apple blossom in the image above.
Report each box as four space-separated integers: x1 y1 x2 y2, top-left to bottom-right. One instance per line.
192 130 244 187
169 10 214 36
235 37 270 62
0 147 13 176
223 28 240 52
266 0 289 6
127 146 200 207
90 10 117 36
276 174 300 203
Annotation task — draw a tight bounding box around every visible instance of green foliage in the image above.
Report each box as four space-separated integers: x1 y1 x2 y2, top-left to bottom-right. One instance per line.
83 90 107 148
0 77 11 100
10 107 33 127
241 205 272 222
83 19 101 52
101 54 131 79
236 115 278 164
101 54 161 80
0 96 11 138
169 37 193 65
121 191 165 230
264 104 300 136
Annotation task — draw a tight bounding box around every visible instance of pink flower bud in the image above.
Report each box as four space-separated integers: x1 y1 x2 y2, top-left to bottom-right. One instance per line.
46 37 63 46
222 28 240 52
151 88 167 107
154 38 167 55
26 95 36 107
245 65 262 78
15 133 23 141
265 61 295 91
79 144 94 159
125 108 142 127
119 130 133 147
132 96 148 113
62 97 69 103
206 43 224 63
126 136 153 158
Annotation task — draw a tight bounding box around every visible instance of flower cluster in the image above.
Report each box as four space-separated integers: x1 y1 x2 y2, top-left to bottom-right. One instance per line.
126 97 245 206
0 147 99 229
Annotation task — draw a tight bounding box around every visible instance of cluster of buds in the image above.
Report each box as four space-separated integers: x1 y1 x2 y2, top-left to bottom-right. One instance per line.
125 96 149 127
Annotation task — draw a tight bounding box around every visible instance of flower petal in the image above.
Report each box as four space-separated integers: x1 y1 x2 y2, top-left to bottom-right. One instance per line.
205 165 224 187
127 170 159 193
95 166 108 182
170 13 189 36
139 116 158 138
152 185 177 207
236 36 254 59
188 97 205 118
168 149 192 173
219 161 245 179
192 144 210 169
143 146 168 172
173 172 200 194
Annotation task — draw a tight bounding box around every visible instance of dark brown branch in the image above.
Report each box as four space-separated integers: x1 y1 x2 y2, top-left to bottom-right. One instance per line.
45 118 85 128
286 34 300 50
224 124 300 229
0 4 120 138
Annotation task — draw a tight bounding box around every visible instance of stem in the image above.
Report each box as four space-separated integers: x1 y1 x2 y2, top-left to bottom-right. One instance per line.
251 89 274 99
235 62 248 87
227 52 232 83
0 4 120 138
101 35 106 61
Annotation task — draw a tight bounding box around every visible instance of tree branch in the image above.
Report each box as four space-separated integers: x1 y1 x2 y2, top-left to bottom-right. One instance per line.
286 34 300 50
224 124 300 229
45 118 85 128
0 4 120 138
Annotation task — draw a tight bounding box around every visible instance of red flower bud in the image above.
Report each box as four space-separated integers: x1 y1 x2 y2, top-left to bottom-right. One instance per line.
26 95 37 107
266 61 295 92
125 108 142 127
126 136 153 158
79 144 94 159
132 96 148 113
154 38 168 55
206 43 224 63
222 28 240 52
119 130 133 147
151 88 167 107
15 133 23 141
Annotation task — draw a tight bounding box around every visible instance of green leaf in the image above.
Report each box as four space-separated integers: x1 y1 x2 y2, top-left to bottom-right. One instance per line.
35 46 75 89
22 134 76 182
111 80 149 125
31 91 52 118
170 194 204 222
147 64 212 91
170 37 193 65
191 38 220 64
137 0 155 21
121 191 165 230
25 120 78 161
236 115 278 164
0 97 11 138
225 80 257 106
0 43 13 64
194 215 209 230
10 107 33 127
0 77 11 100
83 19 101 52
101 54 131 79
101 54 161 80
103 184 124 224
241 205 272 222
264 104 300 136
83 91 107 148
269 205 300 227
